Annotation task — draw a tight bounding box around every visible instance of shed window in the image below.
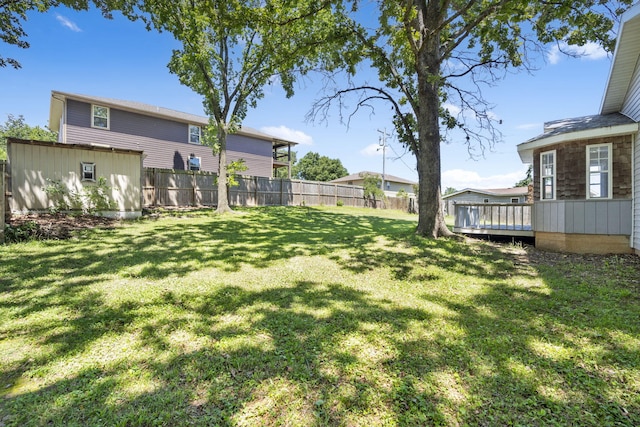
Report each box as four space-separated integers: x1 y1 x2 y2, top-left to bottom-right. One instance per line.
540 150 556 200
511 198 519 203
92 105 109 129
483 198 489 203
188 156 201 171
587 143 611 199
189 125 201 144
81 162 96 181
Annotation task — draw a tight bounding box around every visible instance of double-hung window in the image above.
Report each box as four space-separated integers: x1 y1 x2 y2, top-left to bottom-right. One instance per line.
92 105 109 129
189 125 201 144
81 162 96 182
540 150 556 200
587 143 612 199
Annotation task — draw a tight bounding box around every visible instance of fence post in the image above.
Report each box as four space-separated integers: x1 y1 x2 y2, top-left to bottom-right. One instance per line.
1 161 5 244
192 170 197 206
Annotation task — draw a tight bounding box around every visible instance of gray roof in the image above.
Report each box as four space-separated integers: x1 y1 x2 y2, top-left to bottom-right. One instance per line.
329 171 417 185
443 187 528 200
49 90 297 145
525 113 636 144
517 113 638 163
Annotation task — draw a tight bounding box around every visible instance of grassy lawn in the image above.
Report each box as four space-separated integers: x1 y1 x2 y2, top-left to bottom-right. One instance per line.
1 206 639 426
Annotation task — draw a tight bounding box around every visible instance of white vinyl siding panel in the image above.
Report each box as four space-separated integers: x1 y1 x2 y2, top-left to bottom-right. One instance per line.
621 59 640 121
634 133 640 250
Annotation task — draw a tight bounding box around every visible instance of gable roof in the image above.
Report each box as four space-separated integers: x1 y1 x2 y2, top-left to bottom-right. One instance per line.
49 90 298 146
329 171 417 185
600 2 640 114
442 187 528 200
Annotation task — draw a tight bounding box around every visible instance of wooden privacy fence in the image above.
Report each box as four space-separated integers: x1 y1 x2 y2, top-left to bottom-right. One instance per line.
143 168 416 211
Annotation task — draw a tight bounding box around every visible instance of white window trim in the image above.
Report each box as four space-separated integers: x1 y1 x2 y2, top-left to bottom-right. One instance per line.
91 105 110 130
188 125 201 145
540 150 557 201
586 143 613 200
188 156 201 171
81 162 96 182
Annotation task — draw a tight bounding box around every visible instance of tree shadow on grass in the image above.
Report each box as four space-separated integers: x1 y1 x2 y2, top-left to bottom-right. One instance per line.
2 208 637 425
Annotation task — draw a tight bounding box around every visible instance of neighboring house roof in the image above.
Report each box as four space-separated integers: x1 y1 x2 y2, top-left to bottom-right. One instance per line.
442 187 528 200
601 2 640 114
329 171 417 185
516 113 639 163
49 90 298 147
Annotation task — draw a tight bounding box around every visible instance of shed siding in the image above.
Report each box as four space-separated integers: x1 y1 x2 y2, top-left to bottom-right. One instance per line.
534 200 632 235
65 100 274 177
8 141 141 215
621 60 640 121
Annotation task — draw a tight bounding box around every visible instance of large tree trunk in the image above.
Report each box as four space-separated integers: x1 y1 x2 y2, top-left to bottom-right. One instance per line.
215 126 233 214
414 7 453 238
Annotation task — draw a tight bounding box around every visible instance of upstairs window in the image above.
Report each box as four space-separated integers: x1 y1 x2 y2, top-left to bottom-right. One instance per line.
540 150 556 200
92 105 109 129
81 162 96 182
587 143 612 199
189 125 201 144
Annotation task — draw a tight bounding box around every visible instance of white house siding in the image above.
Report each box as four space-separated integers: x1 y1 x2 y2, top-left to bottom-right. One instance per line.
634 133 640 251
8 140 142 218
620 58 640 121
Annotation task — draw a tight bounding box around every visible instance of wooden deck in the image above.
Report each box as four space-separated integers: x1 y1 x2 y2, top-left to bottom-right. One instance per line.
453 203 534 237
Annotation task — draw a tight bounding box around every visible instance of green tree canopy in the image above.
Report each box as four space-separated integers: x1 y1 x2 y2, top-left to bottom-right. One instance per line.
130 0 351 213
443 187 457 196
0 114 58 160
309 0 631 237
515 165 533 187
293 152 348 182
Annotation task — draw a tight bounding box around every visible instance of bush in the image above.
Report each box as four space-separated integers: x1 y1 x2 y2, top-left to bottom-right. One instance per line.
336 199 344 207
4 221 42 243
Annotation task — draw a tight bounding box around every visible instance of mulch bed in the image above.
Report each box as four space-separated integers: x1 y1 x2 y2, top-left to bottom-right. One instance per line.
6 213 120 240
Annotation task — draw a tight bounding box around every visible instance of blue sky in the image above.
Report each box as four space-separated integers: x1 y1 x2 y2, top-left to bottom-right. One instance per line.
0 5 616 189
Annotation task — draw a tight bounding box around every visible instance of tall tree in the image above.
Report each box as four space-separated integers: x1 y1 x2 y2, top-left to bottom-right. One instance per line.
293 151 348 181
0 114 58 159
1 0 129 69
132 0 349 213
310 0 631 237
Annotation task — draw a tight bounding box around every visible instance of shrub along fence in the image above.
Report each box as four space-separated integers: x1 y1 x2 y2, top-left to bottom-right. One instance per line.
143 168 416 212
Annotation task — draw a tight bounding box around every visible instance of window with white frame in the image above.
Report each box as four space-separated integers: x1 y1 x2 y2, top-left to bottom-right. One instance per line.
81 162 96 181
540 150 556 200
188 156 201 171
587 143 612 199
92 105 109 129
189 125 201 144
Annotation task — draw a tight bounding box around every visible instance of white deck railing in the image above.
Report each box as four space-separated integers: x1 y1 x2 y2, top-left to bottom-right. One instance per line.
454 203 534 236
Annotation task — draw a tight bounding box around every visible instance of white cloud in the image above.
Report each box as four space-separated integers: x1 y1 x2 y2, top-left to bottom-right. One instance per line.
56 14 82 32
442 102 461 116
442 167 529 190
547 41 607 65
260 125 313 145
516 123 541 131
360 143 384 156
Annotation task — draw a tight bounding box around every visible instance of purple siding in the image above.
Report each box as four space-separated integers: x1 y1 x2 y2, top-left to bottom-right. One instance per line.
64 100 274 177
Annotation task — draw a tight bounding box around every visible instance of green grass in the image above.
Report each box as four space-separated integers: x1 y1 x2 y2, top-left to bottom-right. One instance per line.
1 206 639 426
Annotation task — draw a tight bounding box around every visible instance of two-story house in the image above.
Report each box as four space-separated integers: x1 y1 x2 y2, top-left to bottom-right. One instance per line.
49 91 297 178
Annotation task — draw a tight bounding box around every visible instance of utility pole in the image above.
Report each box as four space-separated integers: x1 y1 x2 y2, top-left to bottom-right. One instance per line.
377 128 389 193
